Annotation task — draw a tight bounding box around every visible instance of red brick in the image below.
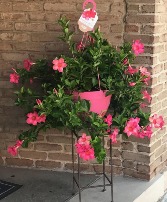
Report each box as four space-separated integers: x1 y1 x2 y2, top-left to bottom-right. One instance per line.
2 13 28 21
13 3 43 11
15 23 46 32
123 160 136 169
137 164 150 173
0 22 14 31
122 142 133 151
48 153 73 162
0 33 30 42
35 160 61 169
19 150 47 160
0 43 13 51
0 3 12 12
31 33 58 42
1 53 27 61
46 135 72 144
122 151 151 164
126 14 159 24
64 145 72 153
44 3 76 12
34 143 62 151
125 25 139 33
28 12 45 21
123 168 150 180
15 42 45 52
6 158 33 167
45 13 60 22
127 4 140 12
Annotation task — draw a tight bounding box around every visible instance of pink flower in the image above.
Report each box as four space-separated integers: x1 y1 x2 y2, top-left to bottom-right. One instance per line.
109 128 119 143
78 133 91 145
104 114 112 126
129 82 136 86
80 146 95 161
142 90 151 103
149 114 164 129
76 42 84 51
7 140 23 156
139 67 151 85
10 73 20 83
123 58 128 65
139 67 150 77
7 146 18 156
75 143 95 161
124 117 141 137
30 78 33 84
26 111 39 126
82 9 96 19
36 99 42 106
23 59 33 71
132 40 144 56
52 58 67 72
143 77 151 85
53 88 58 95
125 65 138 75
140 103 147 108
75 135 95 161
38 114 46 123
16 140 23 147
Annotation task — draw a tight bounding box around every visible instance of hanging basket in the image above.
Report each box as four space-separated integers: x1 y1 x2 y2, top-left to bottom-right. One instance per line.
78 90 112 115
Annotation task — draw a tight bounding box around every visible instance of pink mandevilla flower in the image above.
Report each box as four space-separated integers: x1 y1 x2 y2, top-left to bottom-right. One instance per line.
38 114 46 123
10 73 20 84
149 114 164 129
36 99 42 106
80 146 95 161
104 114 112 126
7 140 23 156
52 58 67 72
132 40 144 56
26 111 40 126
125 65 138 75
124 117 141 137
123 58 128 65
23 59 33 71
129 82 136 87
30 78 33 84
139 67 150 77
139 67 151 85
78 133 91 145
140 103 147 108
142 90 151 103
7 146 18 156
109 128 119 143
75 143 95 161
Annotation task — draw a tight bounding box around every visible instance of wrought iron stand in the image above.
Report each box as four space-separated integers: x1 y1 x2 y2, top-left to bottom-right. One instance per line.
71 132 114 202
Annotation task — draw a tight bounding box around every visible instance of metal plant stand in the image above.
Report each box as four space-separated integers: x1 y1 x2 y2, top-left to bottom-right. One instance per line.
71 132 114 202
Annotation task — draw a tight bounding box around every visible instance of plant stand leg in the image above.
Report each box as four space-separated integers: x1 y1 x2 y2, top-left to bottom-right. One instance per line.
110 139 114 202
102 136 106 192
78 153 81 202
72 132 75 195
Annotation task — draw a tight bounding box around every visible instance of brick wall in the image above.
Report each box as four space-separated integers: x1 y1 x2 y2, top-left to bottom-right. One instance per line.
0 0 125 175
123 0 167 180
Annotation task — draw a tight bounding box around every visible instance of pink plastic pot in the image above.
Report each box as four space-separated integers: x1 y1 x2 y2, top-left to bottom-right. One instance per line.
78 90 112 115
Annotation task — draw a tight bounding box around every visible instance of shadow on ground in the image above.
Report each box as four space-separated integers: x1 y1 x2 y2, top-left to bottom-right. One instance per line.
0 166 98 202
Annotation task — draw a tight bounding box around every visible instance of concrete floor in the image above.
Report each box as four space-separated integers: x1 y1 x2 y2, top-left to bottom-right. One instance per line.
0 166 166 202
